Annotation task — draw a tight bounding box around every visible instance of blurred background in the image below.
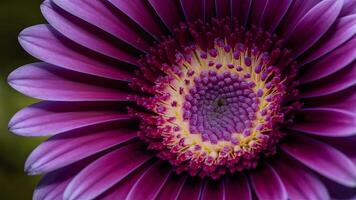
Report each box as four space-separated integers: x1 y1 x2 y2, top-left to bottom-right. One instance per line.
0 0 46 199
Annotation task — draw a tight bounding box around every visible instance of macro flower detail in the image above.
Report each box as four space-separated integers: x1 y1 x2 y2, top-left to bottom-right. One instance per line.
8 0 356 200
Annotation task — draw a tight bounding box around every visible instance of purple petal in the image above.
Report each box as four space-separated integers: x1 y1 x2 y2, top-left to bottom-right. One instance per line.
148 0 183 32
25 123 137 174
9 101 130 136
277 0 319 38
286 0 343 58
341 0 356 17
300 62 356 98
52 0 151 51
204 0 215 20
156 174 187 200
109 0 165 39
231 0 252 27
177 177 203 200
289 108 356 137
33 158 95 200
281 134 356 187
96 162 152 200
260 0 292 32
249 164 287 200
300 37 356 84
126 161 172 200
41 0 138 65
319 175 356 200
8 63 133 101
64 142 154 200
201 179 224 200
248 0 268 27
300 14 356 66
215 0 230 19
18 25 134 81
272 156 329 200
303 86 356 113
225 175 251 200
180 0 204 22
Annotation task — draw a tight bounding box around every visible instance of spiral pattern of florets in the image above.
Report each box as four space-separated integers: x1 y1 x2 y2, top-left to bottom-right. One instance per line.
130 18 300 178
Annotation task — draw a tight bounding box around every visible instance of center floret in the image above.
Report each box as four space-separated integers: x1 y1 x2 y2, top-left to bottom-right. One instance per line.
131 18 299 179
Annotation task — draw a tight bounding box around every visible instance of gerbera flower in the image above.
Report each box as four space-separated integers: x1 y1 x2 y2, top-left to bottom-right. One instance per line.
8 0 356 199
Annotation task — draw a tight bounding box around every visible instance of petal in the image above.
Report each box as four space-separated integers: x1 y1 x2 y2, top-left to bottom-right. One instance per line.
289 108 356 137
177 177 204 200
52 0 151 51
286 0 344 58
277 0 319 37
148 0 183 32
8 63 133 101
248 0 268 27
96 161 152 200
33 158 95 200
341 0 356 17
64 142 154 200
9 101 130 136
215 0 230 19
300 14 356 66
300 37 356 84
25 122 137 174
225 175 251 200
231 0 252 27
126 161 172 200
281 134 356 187
300 62 356 98
249 164 288 200
41 0 138 65
272 157 329 200
156 174 187 200
260 0 292 32
19 25 134 81
320 176 356 200
180 0 204 22
201 179 224 200
303 86 356 113
109 0 166 39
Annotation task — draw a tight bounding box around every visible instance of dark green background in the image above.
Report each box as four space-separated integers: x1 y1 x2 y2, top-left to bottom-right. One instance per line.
1 1 46 199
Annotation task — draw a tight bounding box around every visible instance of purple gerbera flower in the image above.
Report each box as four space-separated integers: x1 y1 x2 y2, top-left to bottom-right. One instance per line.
8 0 356 199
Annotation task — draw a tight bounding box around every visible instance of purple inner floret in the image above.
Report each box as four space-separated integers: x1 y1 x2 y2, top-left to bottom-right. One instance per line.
183 70 259 144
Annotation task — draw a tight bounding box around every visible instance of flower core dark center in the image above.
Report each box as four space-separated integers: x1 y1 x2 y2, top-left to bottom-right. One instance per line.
131 18 300 178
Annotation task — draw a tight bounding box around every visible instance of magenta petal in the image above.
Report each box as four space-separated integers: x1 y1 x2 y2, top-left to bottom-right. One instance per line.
180 0 204 22
64 142 153 200
300 62 356 98
281 134 356 187
300 37 356 84
272 157 329 200
260 0 292 32
109 0 165 39
215 0 230 19
156 174 187 200
300 14 356 66
9 101 130 136
25 123 137 174
248 0 268 27
250 164 287 200
52 0 151 51
33 158 94 200
201 179 224 200
231 0 252 27
126 161 172 200
177 177 204 200
148 0 182 32
18 25 134 81
8 63 133 101
225 175 251 200
341 0 356 17
290 108 356 137
286 0 343 58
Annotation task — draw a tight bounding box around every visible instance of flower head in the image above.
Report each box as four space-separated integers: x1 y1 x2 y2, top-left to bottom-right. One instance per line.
8 0 356 199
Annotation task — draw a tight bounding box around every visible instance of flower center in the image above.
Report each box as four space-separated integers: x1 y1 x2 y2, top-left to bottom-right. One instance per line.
131 18 299 178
